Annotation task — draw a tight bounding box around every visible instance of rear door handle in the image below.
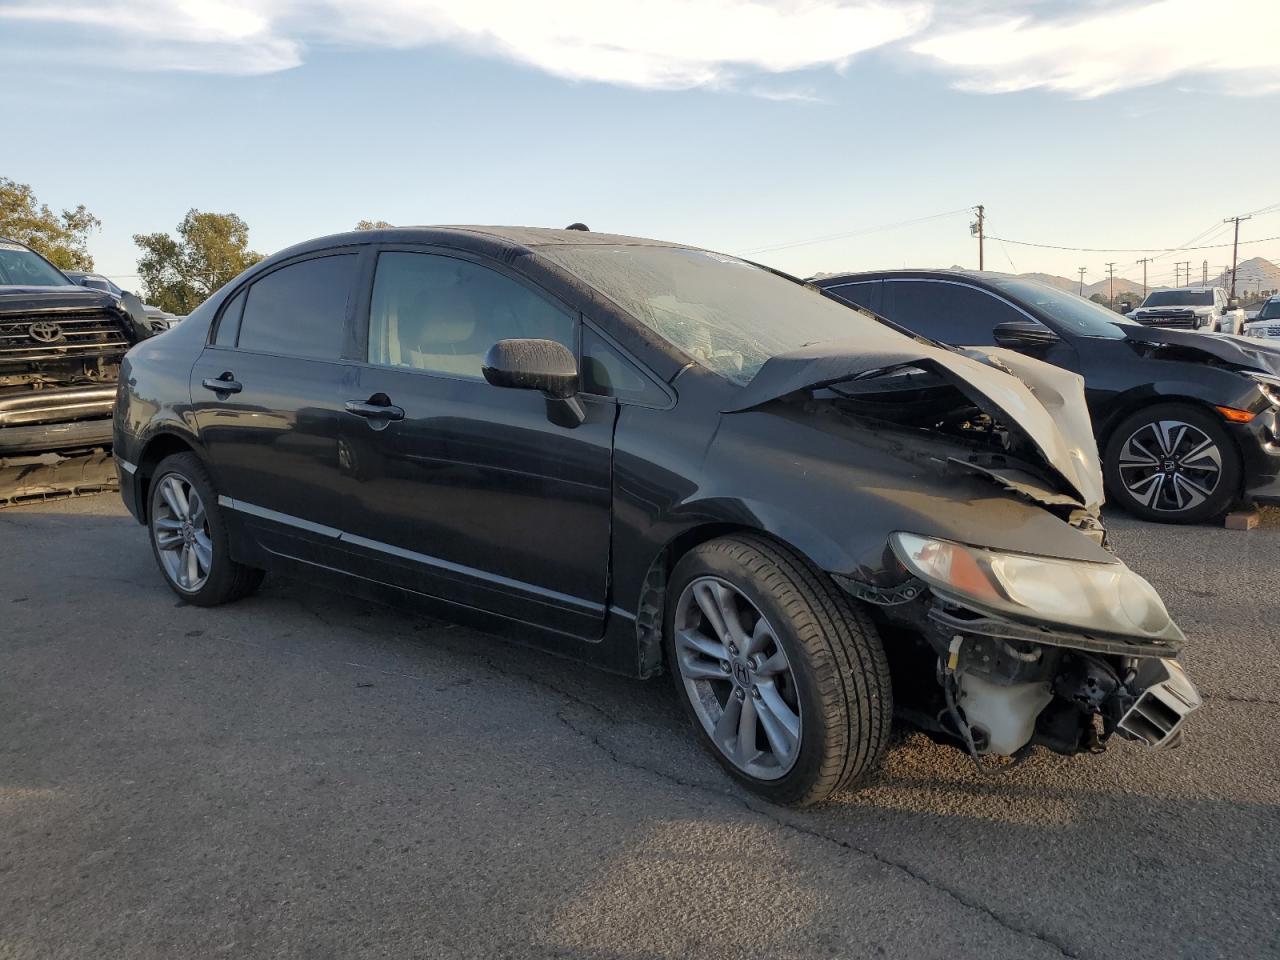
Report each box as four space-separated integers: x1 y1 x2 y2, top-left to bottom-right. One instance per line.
201 374 242 394
345 399 405 421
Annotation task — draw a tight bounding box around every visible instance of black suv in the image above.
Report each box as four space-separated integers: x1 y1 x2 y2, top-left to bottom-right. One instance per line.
816 270 1280 523
0 239 152 458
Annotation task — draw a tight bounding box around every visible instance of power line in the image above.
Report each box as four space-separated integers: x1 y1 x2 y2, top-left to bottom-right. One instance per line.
984 232 1280 254
737 207 973 255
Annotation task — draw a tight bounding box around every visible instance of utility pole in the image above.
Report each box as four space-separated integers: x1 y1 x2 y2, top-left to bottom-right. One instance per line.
1179 261 1191 288
1224 214 1252 298
1136 257 1151 298
971 205 985 271
1106 262 1117 308
1078 266 1087 296
1202 260 1208 288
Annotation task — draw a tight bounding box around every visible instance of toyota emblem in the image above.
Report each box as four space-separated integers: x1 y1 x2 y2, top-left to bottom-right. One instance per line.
27 321 64 343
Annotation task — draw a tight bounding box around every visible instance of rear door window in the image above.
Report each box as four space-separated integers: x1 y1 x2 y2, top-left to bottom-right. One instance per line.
237 254 358 360
881 280 1021 345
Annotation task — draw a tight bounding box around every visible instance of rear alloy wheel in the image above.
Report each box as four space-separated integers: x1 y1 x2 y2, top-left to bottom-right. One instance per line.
153 472 214 592
1104 404 1240 523
665 534 892 806
148 452 264 605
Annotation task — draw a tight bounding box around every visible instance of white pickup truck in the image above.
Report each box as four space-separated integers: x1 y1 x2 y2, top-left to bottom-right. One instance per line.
1125 286 1246 334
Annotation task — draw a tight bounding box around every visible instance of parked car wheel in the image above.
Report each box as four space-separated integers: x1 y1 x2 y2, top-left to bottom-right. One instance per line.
665 534 892 806
148 452 264 605
1103 404 1240 523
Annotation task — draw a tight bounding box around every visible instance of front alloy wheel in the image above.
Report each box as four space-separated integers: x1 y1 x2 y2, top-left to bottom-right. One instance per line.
664 534 892 806
1118 420 1222 514
1105 404 1240 523
673 576 802 780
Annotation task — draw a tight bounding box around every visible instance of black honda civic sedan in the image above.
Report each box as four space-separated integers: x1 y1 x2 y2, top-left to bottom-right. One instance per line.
815 270 1280 523
115 227 1200 805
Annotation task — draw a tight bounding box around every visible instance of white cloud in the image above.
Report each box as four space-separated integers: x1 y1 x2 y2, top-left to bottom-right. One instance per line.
0 0 930 88
4 0 1278 99
912 0 1280 98
0 0 302 74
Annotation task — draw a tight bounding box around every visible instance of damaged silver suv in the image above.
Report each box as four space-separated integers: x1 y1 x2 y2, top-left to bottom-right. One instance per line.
115 226 1201 805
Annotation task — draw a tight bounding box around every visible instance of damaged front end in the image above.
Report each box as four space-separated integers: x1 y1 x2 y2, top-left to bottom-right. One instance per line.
730 337 1200 764
839 534 1200 765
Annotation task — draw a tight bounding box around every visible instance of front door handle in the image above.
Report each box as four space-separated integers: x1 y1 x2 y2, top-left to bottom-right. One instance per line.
345 399 405 421
201 373 242 394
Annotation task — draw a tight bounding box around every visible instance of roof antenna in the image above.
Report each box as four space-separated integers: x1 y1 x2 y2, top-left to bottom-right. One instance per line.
565 222 590 231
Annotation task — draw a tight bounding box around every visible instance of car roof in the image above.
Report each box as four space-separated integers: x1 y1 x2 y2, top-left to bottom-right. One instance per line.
813 268 1011 287
267 225 694 267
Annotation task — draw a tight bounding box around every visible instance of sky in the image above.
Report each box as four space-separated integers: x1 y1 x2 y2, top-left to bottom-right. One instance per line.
2 0 1279 293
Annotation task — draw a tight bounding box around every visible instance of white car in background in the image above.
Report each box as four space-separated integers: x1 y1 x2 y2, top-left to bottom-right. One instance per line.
1245 295 1280 342
1126 286 1246 335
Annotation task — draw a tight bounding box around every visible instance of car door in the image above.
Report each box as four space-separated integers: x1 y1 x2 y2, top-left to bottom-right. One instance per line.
336 248 615 639
190 249 361 564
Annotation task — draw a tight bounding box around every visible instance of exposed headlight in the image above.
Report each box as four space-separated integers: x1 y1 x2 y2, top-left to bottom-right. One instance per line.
1250 372 1280 406
890 533 1181 641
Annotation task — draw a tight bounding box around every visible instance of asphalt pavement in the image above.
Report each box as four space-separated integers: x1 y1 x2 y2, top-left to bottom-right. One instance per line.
2 495 1278 960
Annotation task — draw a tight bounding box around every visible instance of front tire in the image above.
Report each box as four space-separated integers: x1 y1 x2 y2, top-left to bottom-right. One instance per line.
664 534 892 806
1103 403 1240 523
148 452 264 605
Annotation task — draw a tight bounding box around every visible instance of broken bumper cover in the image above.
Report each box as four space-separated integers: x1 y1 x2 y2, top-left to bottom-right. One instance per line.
1116 658 1201 749
0 386 117 455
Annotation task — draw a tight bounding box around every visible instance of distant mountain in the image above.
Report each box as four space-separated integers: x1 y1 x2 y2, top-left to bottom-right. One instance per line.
1205 257 1280 293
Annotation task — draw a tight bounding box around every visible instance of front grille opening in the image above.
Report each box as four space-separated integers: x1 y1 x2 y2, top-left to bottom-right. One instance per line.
0 311 129 364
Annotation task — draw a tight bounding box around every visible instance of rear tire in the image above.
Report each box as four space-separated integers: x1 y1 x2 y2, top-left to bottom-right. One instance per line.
1103 403 1239 523
664 534 892 807
148 452 264 605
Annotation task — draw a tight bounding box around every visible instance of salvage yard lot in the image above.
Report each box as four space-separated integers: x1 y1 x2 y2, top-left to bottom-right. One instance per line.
3 496 1278 960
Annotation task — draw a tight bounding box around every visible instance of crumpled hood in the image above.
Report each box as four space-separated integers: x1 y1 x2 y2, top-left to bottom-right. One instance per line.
1119 323 1280 376
724 337 1105 510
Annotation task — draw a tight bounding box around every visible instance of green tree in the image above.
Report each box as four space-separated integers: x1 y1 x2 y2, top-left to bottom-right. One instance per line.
355 219 393 230
134 209 263 314
0 176 101 269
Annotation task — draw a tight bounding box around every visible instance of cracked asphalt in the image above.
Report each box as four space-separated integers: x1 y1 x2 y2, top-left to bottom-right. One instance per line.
2 495 1278 960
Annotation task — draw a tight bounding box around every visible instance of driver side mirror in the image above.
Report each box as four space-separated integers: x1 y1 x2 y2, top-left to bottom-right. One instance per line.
992 320 1060 350
482 338 585 426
